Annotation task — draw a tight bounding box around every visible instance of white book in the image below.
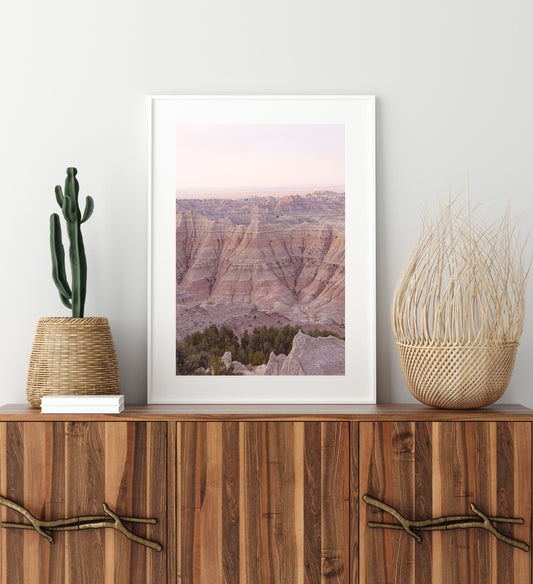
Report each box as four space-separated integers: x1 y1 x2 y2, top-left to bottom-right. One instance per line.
41 405 124 414
41 395 124 406
41 395 124 414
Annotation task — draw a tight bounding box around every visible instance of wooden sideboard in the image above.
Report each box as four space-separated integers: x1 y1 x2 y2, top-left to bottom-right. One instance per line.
0 403 531 583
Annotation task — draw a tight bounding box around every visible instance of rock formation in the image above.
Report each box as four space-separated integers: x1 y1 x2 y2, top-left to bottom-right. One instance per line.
207 332 345 376
220 351 233 368
176 191 345 225
262 331 345 375
176 192 345 340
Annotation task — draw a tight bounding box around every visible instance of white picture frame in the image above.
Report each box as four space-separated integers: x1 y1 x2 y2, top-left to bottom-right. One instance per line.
148 95 376 403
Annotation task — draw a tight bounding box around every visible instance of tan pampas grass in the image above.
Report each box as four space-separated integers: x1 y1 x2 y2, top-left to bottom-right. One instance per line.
392 197 530 409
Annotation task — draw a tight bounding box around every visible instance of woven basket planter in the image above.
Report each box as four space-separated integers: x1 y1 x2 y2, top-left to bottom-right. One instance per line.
397 342 518 409
26 317 120 407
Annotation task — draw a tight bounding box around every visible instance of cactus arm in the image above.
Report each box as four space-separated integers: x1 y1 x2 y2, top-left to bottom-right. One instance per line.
50 213 72 308
50 167 91 317
66 167 80 218
55 185 64 208
81 196 94 224
65 167 86 317
58 293 73 309
67 221 87 318
62 194 75 223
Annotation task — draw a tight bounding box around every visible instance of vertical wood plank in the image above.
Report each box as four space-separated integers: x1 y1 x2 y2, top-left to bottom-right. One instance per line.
129 422 149 582
4 423 23 584
167 421 177 584
434 422 470 583
414 421 432 583
114 422 167 584
513 423 532 583
265 421 298 583
496 421 514 583
241 422 262 584
294 422 305 584
343 422 350 584
66 421 105 582
105 423 128 584
180 422 197 583
200 422 223 582
150 422 168 583
304 422 322 584
472 422 491 582
349 422 359 584
0 423 5 584
21 423 45 584
176 422 183 584
490 422 499 584
222 421 239 583
430 422 442 584
321 422 347 583
391 421 415 584
261 422 271 584
360 421 393 584
49 422 66 584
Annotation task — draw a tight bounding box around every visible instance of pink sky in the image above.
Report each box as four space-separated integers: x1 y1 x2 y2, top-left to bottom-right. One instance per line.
176 124 345 195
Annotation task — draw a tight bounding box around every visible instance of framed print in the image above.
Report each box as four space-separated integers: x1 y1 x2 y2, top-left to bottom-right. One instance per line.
148 95 375 403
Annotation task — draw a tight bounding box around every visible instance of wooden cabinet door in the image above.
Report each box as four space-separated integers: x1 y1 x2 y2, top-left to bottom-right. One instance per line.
359 421 531 584
0 421 169 584
178 421 351 583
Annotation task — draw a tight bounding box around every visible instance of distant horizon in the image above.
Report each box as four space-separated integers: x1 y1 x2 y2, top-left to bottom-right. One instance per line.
176 124 345 193
176 184 345 200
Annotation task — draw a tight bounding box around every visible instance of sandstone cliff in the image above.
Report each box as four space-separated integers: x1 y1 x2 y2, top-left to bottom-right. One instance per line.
262 331 345 375
176 193 345 340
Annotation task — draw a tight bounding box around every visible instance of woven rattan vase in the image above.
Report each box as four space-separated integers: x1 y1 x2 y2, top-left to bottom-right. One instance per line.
397 342 518 409
26 317 120 407
392 199 529 410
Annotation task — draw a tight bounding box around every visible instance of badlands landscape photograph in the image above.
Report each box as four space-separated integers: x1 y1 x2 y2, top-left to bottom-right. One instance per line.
175 123 345 375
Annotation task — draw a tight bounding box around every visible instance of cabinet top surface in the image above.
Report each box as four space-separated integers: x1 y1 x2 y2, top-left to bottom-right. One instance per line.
0 403 531 421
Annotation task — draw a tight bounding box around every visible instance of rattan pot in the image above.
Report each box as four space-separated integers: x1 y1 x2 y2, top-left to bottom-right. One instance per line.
396 342 518 409
392 199 529 410
26 317 120 407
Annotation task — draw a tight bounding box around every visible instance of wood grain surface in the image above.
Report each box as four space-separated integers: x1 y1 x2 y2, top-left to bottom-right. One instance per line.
0 412 530 583
0 421 168 584
359 421 532 584
178 421 350 583
0 403 531 422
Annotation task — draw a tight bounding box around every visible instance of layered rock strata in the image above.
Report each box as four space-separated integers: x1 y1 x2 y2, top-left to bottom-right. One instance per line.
176 193 345 342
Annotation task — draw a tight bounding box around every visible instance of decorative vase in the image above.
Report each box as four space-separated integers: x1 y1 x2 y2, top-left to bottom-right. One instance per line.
26 317 120 407
392 199 528 409
396 341 518 409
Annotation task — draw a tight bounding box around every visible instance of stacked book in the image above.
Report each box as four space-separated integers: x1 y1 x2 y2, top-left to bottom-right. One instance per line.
40 395 124 414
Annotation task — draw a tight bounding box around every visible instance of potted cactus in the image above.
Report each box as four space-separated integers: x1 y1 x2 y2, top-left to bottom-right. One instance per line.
26 168 120 407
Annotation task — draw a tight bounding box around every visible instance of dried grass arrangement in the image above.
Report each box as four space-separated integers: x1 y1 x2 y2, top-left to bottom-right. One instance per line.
392 198 530 409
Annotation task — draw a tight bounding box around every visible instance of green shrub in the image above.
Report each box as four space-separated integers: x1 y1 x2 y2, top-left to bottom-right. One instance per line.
176 324 342 375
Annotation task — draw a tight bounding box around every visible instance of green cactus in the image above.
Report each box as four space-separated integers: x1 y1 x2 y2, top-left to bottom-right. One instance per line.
50 167 94 317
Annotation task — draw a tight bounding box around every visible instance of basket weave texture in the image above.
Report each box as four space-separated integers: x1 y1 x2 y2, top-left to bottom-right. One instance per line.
392 199 528 409
397 342 518 409
26 317 120 407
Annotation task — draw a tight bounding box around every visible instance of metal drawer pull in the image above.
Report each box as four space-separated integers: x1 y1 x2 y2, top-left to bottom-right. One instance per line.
0 494 162 551
363 494 529 552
